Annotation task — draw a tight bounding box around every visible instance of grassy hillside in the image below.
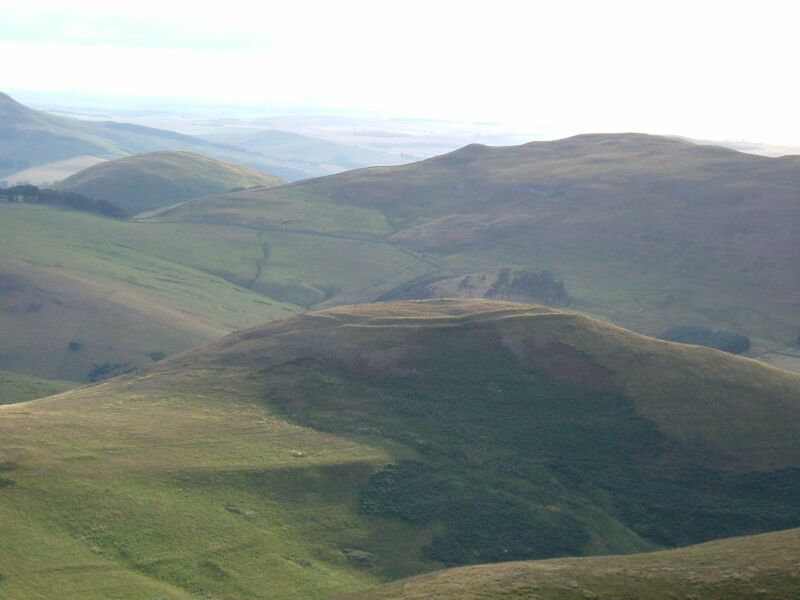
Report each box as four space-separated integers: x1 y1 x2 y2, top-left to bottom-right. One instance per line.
0 204 301 380
0 203 433 380
0 299 798 599
0 370 74 404
55 151 285 214
341 527 800 600
153 134 800 354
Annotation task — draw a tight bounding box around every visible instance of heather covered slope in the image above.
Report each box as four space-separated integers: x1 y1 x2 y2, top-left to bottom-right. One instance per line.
153 134 800 350
340 527 800 600
55 151 285 214
1 300 798 599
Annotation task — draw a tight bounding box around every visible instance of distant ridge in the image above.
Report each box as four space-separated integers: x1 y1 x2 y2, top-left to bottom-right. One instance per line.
0 91 309 180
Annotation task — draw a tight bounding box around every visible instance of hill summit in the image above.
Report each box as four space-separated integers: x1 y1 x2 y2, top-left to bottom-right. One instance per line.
56 151 285 214
150 133 800 352
1 299 798 598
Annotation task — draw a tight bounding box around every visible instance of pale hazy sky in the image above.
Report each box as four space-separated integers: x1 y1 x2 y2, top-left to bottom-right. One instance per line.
2 0 799 142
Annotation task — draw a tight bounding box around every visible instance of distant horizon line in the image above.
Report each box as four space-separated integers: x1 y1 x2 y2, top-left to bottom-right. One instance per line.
5 88 800 152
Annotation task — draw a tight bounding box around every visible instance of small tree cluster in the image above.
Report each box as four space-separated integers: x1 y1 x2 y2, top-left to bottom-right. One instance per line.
486 268 571 306
661 325 751 354
0 184 127 219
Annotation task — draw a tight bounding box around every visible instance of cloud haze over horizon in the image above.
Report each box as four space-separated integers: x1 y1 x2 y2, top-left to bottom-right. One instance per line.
2 0 799 143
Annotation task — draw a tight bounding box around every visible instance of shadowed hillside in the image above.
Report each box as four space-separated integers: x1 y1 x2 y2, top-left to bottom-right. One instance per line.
0 92 306 181
0 370 74 404
1 299 798 598
56 151 284 214
151 134 800 355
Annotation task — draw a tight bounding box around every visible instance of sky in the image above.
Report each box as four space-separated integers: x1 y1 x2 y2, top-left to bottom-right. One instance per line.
1 0 799 143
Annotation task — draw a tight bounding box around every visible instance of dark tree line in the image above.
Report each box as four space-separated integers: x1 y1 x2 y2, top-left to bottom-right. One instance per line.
0 184 127 219
661 325 751 354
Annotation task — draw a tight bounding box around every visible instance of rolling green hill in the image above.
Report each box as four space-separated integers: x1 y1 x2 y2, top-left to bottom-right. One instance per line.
1 299 798 599
340 527 800 600
0 202 431 381
0 204 302 381
55 151 285 214
151 134 800 356
7 133 800 382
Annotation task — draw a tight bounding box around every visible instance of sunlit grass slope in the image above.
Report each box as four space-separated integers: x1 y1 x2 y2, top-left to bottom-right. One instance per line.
0 204 301 380
0 299 798 599
154 133 800 348
341 527 800 600
56 151 285 214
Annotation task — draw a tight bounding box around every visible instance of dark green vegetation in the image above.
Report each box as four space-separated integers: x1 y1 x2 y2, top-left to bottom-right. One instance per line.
155 133 800 354
261 304 800 561
85 362 138 383
0 183 127 218
1 300 798 598
7 133 800 382
662 325 751 354
56 151 285 214
341 527 800 600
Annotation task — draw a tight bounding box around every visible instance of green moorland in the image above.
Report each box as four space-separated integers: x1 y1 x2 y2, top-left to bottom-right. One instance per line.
0 369 74 404
55 151 285 215
0 203 434 380
0 204 301 381
152 133 800 354
9 133 800 382
340 527 800 600
1 299 798 599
